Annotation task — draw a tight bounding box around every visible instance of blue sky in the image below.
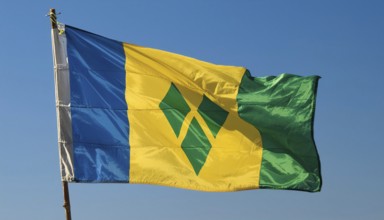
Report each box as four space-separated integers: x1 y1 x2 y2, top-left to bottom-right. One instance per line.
1 1 383 219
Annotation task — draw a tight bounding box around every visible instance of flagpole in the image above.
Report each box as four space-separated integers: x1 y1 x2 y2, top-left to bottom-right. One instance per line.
49 8 72 220
62 181 72 220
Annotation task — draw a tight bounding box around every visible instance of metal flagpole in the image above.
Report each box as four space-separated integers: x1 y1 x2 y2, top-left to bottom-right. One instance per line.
49 8 72 220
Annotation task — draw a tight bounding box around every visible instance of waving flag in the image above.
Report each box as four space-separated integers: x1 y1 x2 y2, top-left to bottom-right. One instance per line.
52 24 321 192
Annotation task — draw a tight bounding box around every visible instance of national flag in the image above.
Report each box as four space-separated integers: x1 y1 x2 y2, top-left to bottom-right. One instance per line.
52 24 321 192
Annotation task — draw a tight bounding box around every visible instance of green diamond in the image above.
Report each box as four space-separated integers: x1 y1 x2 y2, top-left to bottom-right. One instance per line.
159 83 191 137
181 117 212 175
198 95 228 138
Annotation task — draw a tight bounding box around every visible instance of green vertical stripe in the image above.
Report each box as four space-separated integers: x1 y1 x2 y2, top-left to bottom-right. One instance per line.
237 70 321 192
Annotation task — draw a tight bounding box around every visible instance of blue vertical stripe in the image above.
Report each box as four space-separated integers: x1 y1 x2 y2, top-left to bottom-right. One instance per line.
65 26 129 182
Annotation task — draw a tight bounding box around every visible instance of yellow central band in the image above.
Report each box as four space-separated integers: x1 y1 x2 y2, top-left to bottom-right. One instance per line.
123 42 262 191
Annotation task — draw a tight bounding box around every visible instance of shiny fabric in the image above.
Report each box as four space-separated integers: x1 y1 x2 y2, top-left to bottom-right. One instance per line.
123 42 263 191
52 25 74 180
54 25 321 192
65 26 129 182
237 71 321 192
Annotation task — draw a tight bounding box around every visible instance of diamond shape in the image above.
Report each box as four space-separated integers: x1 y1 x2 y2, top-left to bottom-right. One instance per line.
181 117 212 175
198 95 228 138
159 83 191 137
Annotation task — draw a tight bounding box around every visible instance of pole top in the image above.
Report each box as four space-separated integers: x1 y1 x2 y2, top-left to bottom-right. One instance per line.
49 8 57 29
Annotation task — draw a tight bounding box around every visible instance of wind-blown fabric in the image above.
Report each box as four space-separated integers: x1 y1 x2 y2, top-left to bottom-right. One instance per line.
52 24 321 192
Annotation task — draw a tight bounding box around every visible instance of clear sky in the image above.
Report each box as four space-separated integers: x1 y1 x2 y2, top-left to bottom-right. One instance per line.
1 0 383 219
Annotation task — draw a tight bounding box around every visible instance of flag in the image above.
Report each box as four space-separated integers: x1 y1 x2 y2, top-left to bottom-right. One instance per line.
52 24 321 192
